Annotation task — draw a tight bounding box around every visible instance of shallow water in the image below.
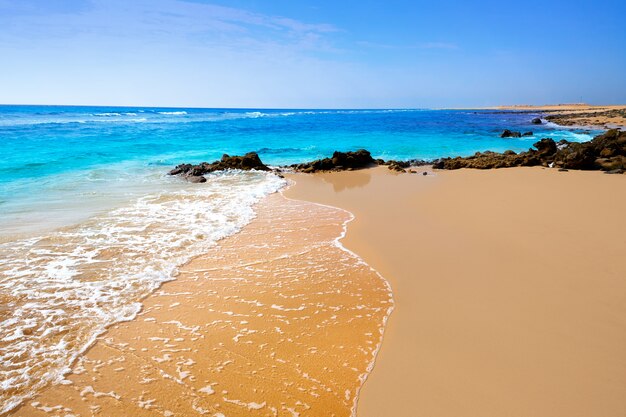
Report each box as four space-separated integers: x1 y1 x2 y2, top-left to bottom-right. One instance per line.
9 193 392 417
0 171 284 414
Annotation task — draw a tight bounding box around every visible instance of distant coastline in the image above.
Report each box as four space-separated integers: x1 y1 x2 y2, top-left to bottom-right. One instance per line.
492 104 626 130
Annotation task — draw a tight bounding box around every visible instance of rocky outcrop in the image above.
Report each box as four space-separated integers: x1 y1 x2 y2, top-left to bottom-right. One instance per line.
290 149 376 173
432 150 539 170
290 150 433 173
171 149 432 179
169 152 270 181
533 138 558 155
501 130 522 138
531 117 542 124
553 129 625 170
433 129 626 172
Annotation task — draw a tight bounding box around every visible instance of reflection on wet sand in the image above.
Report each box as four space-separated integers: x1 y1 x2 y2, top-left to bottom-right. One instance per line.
319 169 372 192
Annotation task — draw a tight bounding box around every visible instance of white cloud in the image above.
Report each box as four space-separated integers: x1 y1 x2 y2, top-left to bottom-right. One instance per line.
0 0 366 107
0 0 339 52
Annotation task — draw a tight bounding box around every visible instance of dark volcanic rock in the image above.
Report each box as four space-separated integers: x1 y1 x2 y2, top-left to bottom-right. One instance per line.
552 142 596 170
433 129 626 173
290 151 429 174
501 130 522 138
553 129 626 170
382 160 410 173
522 131 534 137
531 117 542 124
169 164 192 176
291 149 376 173
169 152 270 182
534 138 557 155
213 153 270 171
387 160 409 172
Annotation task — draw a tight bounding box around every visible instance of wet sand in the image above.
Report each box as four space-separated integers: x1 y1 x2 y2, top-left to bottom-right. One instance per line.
11 194 392 417
284 166 626 417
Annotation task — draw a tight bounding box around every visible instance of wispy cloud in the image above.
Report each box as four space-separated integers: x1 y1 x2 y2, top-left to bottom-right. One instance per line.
0 0 362 107
0 0 339 53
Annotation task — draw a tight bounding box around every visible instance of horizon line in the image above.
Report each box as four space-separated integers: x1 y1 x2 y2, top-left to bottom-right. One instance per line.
2 103 623 111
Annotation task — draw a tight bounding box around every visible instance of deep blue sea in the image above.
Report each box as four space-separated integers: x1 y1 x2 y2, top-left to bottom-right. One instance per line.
0 105 602 413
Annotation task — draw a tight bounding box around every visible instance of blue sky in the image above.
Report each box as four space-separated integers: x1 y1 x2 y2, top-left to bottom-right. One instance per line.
0 0 624 108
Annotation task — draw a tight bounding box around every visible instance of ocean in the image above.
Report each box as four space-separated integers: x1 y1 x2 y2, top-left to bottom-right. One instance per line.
0 105 600 413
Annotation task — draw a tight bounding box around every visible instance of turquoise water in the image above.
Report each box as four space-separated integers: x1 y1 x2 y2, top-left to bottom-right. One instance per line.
0 105 597 177
0 105 599 235
0 105 602 412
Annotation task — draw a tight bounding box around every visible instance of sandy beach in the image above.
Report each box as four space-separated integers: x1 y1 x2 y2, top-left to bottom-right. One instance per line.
285 166 626 417
5 164 626 416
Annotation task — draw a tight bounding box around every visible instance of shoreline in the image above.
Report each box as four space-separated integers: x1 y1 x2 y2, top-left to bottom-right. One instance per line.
278 183 396 417
284 166 626 417
10 191 393 417
5 163 626 416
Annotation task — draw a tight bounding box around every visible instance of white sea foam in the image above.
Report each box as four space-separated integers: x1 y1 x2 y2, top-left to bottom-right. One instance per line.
0 170 286 414
158 111 188 115
92 112 122 117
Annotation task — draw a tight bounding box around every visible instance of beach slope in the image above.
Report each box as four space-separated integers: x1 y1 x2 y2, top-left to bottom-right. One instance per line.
285 166 626 417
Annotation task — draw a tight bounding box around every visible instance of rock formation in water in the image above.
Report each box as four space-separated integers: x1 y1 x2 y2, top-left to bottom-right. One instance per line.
433 129 625 173
169 152 270 182
169 129 626 181
501 129 522 138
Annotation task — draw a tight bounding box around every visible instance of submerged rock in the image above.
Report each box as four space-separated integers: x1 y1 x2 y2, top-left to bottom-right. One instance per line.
187 175 207 183
501 130 522 138
169 152 270 182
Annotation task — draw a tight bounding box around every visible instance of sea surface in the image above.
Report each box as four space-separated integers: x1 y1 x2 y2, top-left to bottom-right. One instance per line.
0 105 601 413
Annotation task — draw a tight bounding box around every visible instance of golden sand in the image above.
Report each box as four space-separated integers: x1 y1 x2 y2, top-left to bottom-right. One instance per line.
12 193 392 417
285 166 626 417
11 165 626 417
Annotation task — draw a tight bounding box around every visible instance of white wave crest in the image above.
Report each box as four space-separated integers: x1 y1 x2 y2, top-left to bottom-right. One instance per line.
0 171 286 413
158 111 188 115
92 112 122 117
